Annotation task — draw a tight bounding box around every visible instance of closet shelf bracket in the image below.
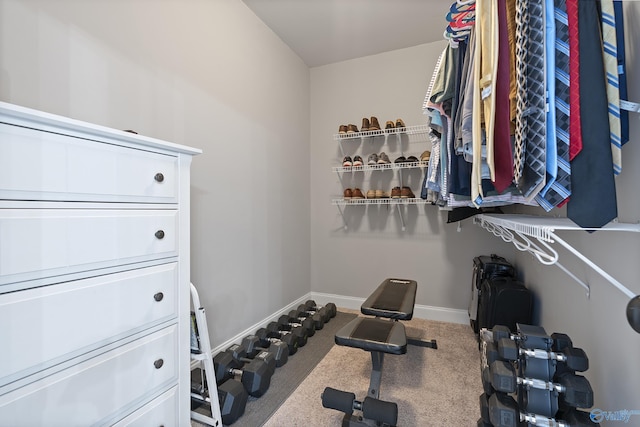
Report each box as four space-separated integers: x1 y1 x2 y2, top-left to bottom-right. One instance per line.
473 214 640 333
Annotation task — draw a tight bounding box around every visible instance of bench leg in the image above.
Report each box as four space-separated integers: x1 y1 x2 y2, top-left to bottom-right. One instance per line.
368 352 383 399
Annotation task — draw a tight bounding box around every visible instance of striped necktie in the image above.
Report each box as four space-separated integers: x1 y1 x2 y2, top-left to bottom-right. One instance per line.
600 0 622 175
538 0 571 210
516 0 546 201
513 0 529 185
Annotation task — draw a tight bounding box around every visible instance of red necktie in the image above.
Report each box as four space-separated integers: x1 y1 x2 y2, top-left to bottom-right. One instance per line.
492 0 513 193
566 0 582 160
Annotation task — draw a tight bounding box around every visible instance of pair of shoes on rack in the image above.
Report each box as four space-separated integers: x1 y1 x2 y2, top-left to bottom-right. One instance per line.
366 189 390 199
367 152 391 165
385 119 407 132
390 186 415 199
394 155 419 164
344 188 364 199
361 117 381 132
342 156 363 167
338 124 359 134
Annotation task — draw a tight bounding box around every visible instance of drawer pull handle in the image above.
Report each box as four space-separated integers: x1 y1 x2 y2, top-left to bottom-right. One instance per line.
154 173 165 183
154 359 164 369
154 292 164 302
155 230 165 239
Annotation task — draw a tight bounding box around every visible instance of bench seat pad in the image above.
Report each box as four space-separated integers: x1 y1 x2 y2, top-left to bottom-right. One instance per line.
361 278 417 320
335 317 407 355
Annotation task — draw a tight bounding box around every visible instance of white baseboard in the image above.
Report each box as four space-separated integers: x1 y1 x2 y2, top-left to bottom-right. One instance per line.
310 292 469 325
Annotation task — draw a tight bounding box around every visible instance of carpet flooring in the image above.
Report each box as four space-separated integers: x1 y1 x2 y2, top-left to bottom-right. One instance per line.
194 309 483 426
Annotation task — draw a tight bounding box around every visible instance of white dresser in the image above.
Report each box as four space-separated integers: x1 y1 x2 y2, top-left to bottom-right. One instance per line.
0 102 201 426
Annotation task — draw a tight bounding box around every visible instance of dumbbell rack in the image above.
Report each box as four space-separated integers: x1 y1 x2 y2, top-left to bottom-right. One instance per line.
190 282 223 427
479 324 598 427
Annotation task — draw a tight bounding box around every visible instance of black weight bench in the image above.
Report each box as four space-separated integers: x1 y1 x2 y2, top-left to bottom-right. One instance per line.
322 278 437 426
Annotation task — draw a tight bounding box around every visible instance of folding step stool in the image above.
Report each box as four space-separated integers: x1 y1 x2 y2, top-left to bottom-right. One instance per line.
190 282 223 427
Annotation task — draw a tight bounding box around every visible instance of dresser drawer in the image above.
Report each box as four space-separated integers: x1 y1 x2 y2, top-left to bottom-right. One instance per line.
0 209 177 286
0 123 177 203
112 387 177 427
0 325 178 427
0 263 178 386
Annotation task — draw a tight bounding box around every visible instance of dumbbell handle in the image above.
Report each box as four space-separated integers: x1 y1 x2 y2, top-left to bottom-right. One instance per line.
519 411 568 427
517 377 566 394
519 347 567 362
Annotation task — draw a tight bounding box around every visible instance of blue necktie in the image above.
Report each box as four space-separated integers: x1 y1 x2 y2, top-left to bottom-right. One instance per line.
538 0 571 211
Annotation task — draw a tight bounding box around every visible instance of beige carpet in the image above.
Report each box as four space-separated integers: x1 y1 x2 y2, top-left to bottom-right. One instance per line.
261 309 483 426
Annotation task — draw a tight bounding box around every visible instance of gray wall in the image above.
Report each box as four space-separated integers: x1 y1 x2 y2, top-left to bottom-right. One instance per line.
0 0 311 346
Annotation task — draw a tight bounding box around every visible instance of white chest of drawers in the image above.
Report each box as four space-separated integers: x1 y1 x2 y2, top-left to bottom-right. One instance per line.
0 102 201 426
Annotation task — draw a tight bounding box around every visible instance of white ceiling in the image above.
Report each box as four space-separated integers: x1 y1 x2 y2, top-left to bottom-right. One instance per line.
242 0 451 67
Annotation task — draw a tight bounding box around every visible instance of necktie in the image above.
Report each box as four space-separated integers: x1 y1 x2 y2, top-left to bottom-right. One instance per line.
512 0 529 185
538 0 572 210
516 0 546 201
567 0 617 229
566 0 582 160
613 1 629 145
492 0 514 194
600 0 622 175
536 0 558 200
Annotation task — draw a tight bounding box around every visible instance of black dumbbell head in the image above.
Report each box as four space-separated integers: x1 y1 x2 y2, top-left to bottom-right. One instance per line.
239 357 272 397
481 367 494 396
253 350 277 375
213 352 241 385
492 325 511 344
564 347 589 372
498 337 519 361
225 343 248 361
265 340 289 367
488 392 519 427
556 372 594 408
551 332 573 352
490 360 517 394
241 335 261 357
218 379 248 425
479 393 491 424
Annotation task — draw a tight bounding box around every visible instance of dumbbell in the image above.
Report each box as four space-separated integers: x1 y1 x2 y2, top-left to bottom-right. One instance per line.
213 351 272 397
485 360 594 408
491 324 554 351
255 327 298 356
279 313 316 337
190 377 248 425
224 343 277 375
267 320 308 347
297 304 331 325
294 307 326 330
484 392 600 427
322 387 398 427
497 339 589 373
241 334 289 368
305 300 337 319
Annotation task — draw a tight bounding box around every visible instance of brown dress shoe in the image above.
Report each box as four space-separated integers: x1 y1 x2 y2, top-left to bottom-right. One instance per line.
369 116 381 131
352 188 365 199
385 121 395 131
339 125 348 134
347 124 359 133
401 186 415 198
391 186 401 199
343 188 352 199
361 117 370 131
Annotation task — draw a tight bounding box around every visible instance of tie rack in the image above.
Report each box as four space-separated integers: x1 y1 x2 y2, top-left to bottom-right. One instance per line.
473 214 640 333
